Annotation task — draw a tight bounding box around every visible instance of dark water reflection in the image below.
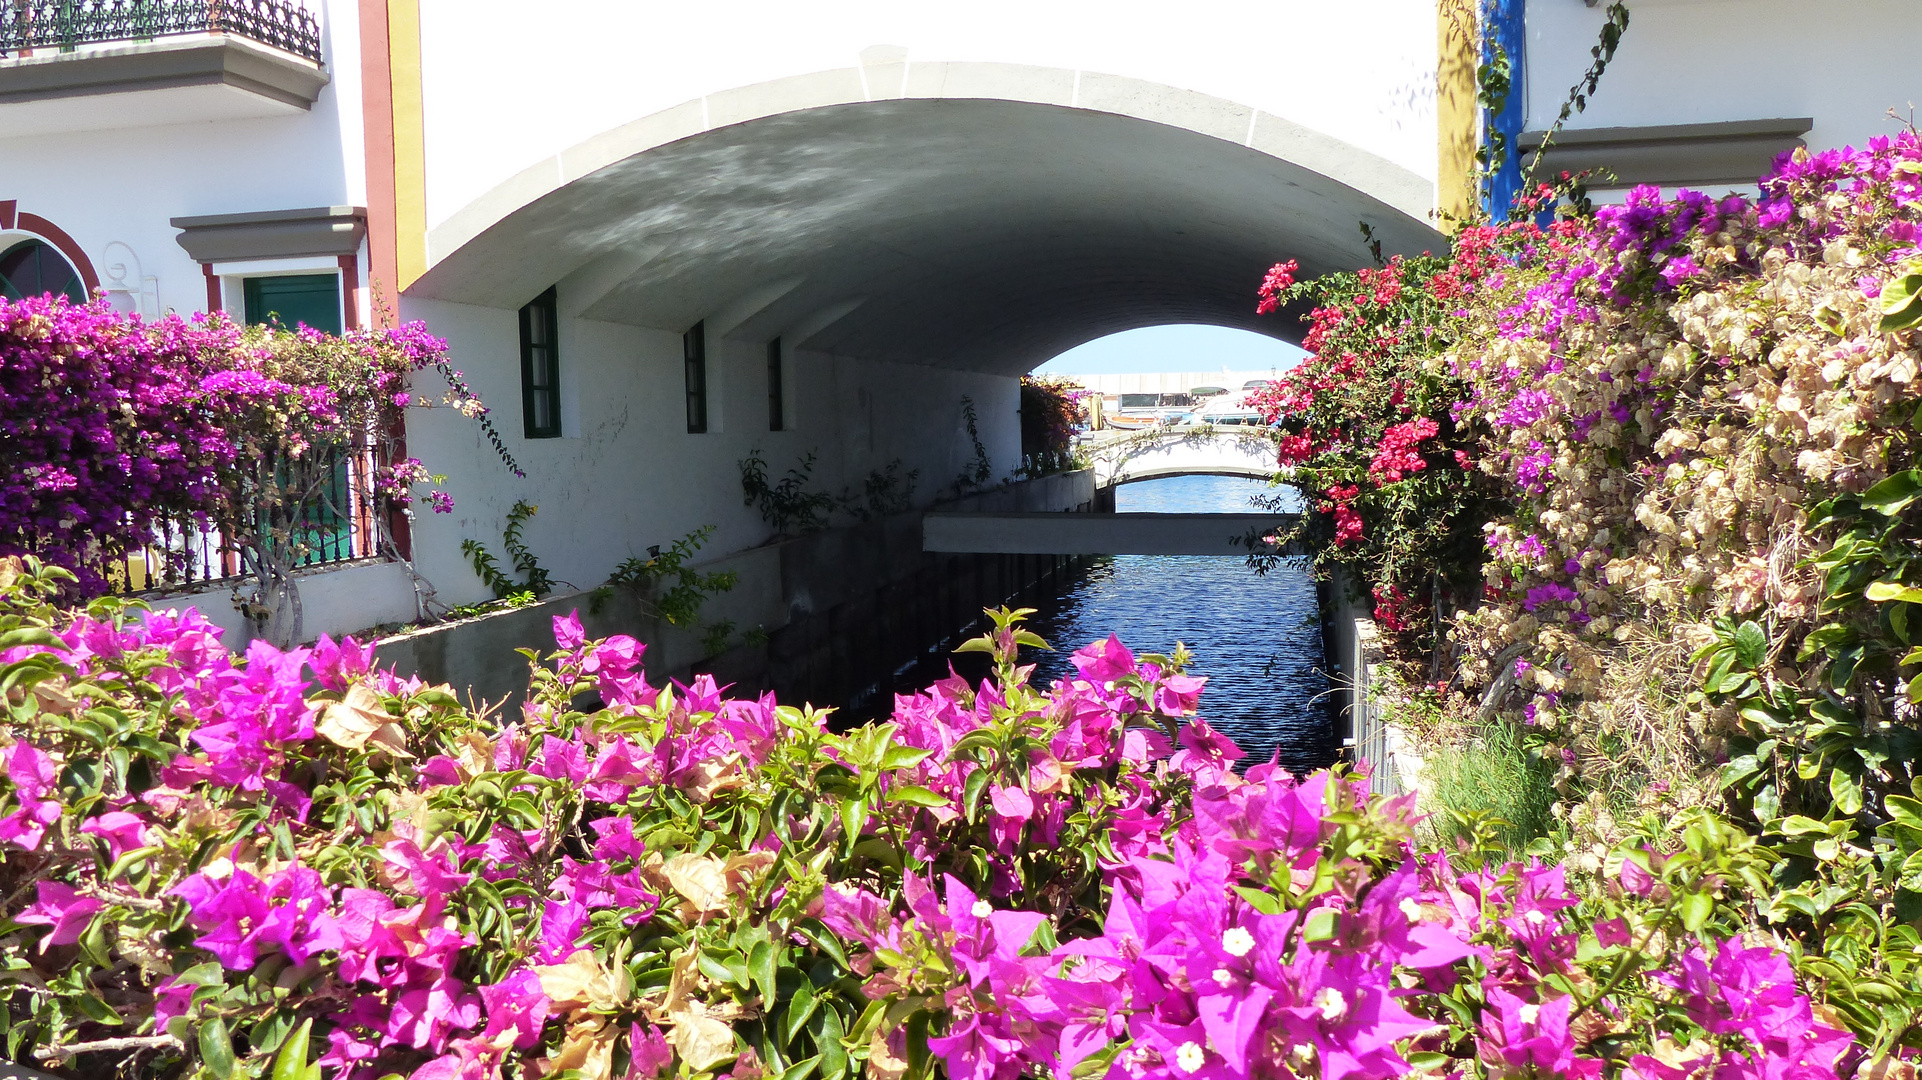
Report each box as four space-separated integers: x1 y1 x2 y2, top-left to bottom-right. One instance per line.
1019 475 1335 774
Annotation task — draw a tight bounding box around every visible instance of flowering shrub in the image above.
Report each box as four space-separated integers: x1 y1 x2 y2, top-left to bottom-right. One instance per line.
0 294 507 645
1244 238 1525 650
1018 376 1089 477
0 556 1889 1079
1250 132 1922 1057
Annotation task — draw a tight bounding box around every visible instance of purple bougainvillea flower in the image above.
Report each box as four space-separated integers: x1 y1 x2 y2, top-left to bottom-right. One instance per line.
16 882 103 951
79 810 151 861
479 968 552 1049
0 743 62 850
1070 634 1136 685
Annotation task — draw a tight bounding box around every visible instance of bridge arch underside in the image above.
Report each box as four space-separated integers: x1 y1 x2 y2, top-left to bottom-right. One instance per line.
412 85 1443 375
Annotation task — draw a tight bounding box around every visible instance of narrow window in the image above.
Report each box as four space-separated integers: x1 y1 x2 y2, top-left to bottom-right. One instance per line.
520 286 560 439
766 337 785 432
685 320 708 434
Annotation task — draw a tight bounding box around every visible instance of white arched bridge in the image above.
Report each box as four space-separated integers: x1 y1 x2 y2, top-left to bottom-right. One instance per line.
923 427 1301 556
1086 426 1281 488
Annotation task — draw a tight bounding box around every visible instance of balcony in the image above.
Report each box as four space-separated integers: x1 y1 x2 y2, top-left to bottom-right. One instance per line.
0 0 328 138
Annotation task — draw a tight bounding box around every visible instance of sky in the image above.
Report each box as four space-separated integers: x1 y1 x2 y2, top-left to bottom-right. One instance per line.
1034 324 1309 375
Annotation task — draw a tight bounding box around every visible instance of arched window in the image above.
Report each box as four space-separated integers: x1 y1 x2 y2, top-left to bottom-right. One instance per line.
0 238 87 304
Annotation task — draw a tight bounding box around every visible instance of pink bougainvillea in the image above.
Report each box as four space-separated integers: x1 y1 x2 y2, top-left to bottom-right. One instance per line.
0 555 1865 1080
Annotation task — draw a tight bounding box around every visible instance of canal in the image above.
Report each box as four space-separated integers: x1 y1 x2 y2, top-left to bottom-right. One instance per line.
1020 474 1334 773
844 473 1335 772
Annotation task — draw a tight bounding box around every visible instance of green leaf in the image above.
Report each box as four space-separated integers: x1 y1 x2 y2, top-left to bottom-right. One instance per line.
1680 891 1714 933
879 745 935 771
839 798 868 849
1866 580 1922 604
272 1018 315 1080
1731 621 1768 669
1703 648 1737 694
1887 795 1922 832
963 768 991 824
1301 907 1340 942
199 1017 237 1080
749 941 779 1009
1232 886 1284 915
1778 815 1833 836
947 729 999 759
1830 768 1865 816
886 785 950 809
1879 275 1922 331
1861 469 1922 514
1800 623 1856 661
815 1005 848 1080
1831 645 1865 689
784 983 819 1047
1406 1053 1453 1073
0 627 62 651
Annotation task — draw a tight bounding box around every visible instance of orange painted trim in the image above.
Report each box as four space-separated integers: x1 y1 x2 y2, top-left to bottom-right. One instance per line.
359 0 398 324
14 211 100 294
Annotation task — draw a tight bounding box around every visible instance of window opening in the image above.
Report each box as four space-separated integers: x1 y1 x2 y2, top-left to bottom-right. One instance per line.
242 272 359 570
243 273 343 334
685 321 708 434
520 287 561 439
767 337 785 432
0 239 86 304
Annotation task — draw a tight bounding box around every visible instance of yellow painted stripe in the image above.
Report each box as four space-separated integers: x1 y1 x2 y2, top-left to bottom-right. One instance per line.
1436 0 1479 230
388 0 427 288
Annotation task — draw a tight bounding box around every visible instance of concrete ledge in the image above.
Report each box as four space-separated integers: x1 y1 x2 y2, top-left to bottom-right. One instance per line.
924 511 1297 555
1521 117 1811 188
0 34 327 108
171 205 366 262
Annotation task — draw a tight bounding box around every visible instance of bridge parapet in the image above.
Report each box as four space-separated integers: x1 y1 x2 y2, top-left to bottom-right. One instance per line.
1083 426 1282 489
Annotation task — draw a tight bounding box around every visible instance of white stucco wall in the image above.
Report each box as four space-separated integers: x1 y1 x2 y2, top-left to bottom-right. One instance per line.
1525 0 1922 154
414 0 1441 231
0 0 366 319
400 295 1021 609
141 559 421 649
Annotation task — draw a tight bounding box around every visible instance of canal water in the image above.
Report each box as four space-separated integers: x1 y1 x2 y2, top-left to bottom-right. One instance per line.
1019 475 1334 773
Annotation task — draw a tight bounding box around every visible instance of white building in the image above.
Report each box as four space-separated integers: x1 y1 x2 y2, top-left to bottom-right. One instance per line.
3 0 1918 653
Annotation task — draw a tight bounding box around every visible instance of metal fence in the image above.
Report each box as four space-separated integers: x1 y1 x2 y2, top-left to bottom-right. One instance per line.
1347 617 1405 797
100 442 379 596
1 0 323 63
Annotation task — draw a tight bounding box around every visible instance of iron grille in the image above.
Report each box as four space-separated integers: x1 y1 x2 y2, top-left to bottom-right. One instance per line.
100 442 380 597
1 0 323 65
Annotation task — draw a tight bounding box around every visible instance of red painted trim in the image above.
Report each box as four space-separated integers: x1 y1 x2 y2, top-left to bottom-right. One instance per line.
338 252 361 328
203 263 222 314
14 212 100 294
0 201 14 230
359 0 398 325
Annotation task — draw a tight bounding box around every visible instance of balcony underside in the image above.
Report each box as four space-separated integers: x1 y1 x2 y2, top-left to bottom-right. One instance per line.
0 34 326 137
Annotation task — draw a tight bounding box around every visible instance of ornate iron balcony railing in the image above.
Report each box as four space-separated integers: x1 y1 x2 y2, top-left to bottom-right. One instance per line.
1 0 322 65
